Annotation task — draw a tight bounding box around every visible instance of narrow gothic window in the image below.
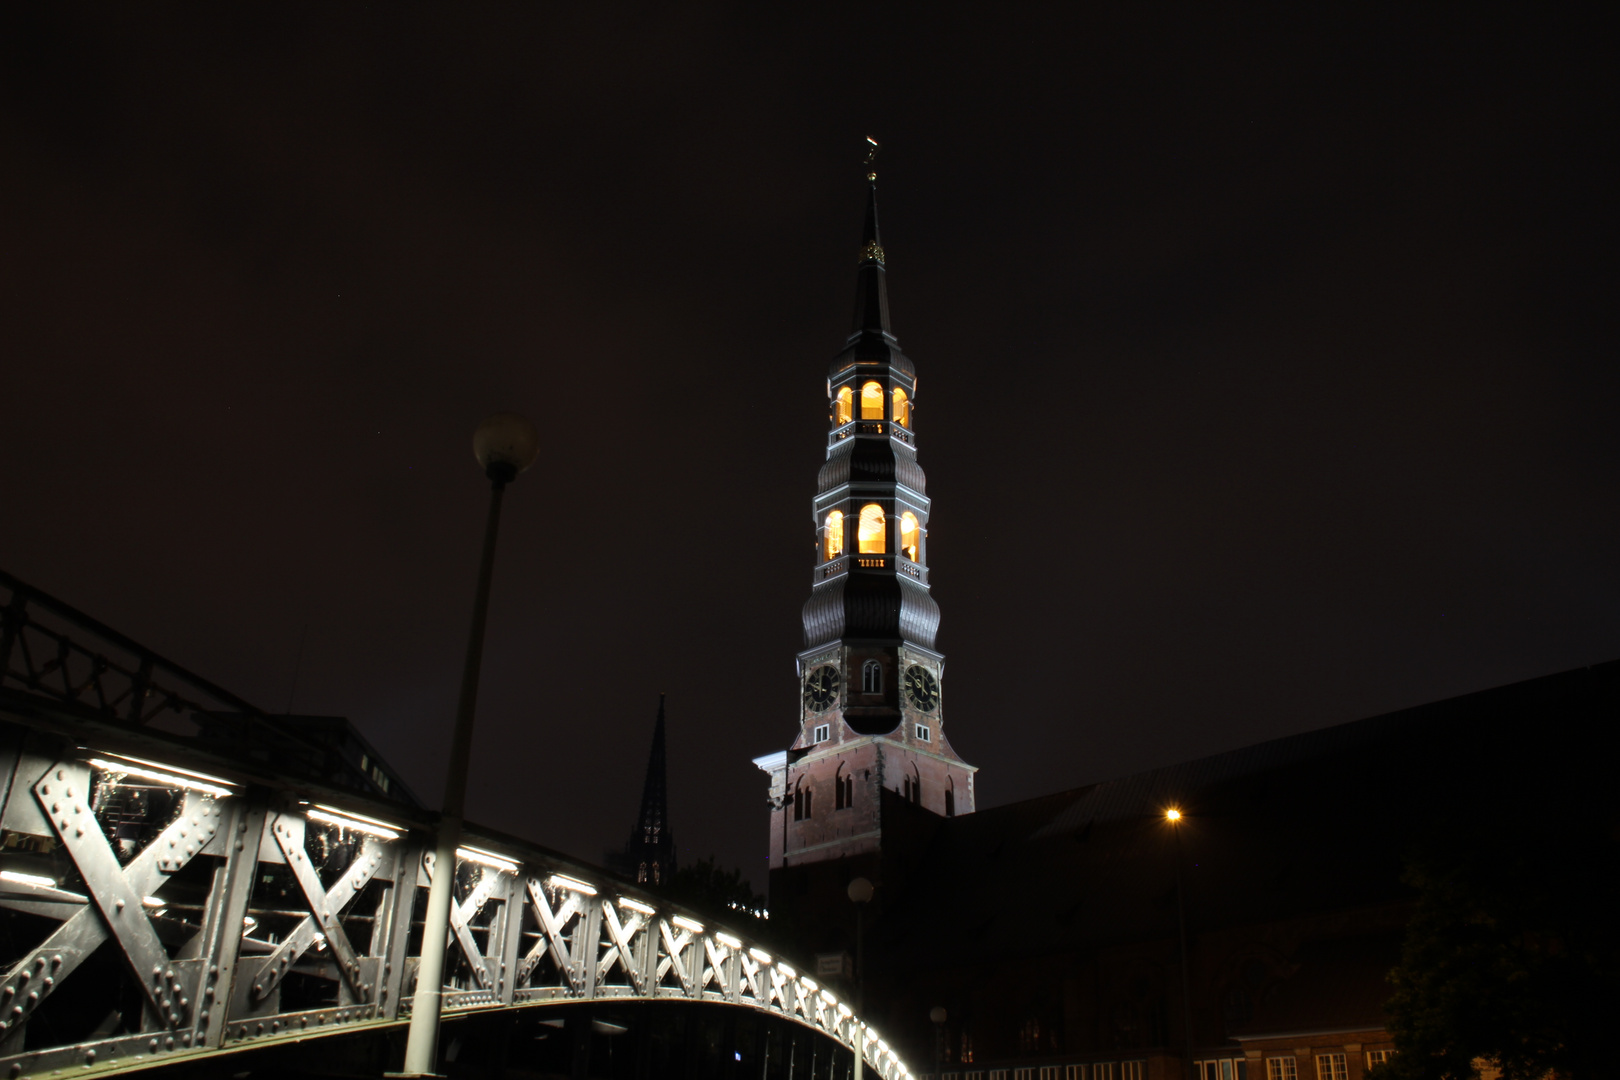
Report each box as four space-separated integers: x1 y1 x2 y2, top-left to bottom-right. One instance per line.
835 768 846 809
900 512 920 562
945 786 956 817
802 788 813 818
824 510 844 560
892 387 911 427
793 783 803 821
862 659 883 694
860 381 885 419
842 773 853 808
858 504 886 553
835 386 854 425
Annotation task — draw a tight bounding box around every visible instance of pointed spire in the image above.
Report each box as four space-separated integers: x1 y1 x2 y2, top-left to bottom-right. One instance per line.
622 693 675 885
851 139 893 340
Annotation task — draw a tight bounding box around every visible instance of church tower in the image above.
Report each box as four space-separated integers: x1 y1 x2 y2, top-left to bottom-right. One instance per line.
609 694 676 885
756 156 978 879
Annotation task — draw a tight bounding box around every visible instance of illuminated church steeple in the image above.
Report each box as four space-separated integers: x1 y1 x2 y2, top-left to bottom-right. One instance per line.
756 143 977 875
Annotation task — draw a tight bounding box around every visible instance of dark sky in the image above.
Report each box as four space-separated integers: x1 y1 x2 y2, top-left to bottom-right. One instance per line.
3 5 1615 885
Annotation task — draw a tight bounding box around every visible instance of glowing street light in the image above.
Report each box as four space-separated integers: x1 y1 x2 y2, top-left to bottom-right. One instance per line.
1165 807 1183 823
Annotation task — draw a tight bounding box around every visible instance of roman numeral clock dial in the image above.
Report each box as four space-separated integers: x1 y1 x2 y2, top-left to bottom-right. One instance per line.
804 665 839 712
904 665 939 712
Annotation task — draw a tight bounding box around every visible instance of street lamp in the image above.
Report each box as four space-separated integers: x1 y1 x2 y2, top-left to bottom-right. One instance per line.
1165 807 1194 1080
400 413 540 1077
848 877 875 1080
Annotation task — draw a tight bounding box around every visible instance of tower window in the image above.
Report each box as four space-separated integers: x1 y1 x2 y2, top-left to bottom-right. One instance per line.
915 723 931 742
945 784 956 817
900 511 920 562
812 724 830 743
793 781 813 821
860 381 885 419
824 510 845 560
835 767 854 810
862 659 883 694
892 387 911 428
835 386 854 425
857 504 886 553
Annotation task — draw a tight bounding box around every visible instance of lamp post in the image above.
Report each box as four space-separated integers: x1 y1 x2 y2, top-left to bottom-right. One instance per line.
400 413 540 1077
848 877 875 1080
930 1006 947 1080
1165 808 1195 1080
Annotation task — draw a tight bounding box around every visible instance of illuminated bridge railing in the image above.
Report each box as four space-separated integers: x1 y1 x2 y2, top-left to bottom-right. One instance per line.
0 713 911 1080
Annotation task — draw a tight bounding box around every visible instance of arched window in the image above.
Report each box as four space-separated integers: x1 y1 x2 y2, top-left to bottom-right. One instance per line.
892 387 911 428
858 504 886 553
835 764 854 810
899 512 920 562
945 780 956 818
824 510 845 560
862 659 883 694
835 386 854 425
860 381 885 419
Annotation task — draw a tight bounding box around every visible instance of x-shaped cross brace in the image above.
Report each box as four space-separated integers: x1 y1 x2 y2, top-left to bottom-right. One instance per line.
597 902 646 993
654 920 698 994
254 812 383 1004
4 761 223 1034
419 851 502 991
519 879 584 992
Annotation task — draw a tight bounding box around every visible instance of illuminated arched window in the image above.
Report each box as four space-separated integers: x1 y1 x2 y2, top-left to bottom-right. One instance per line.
835 386 854 425
857 504 886 553
899 512 920 562
824 510 845 561
862 659 883 694
860 381 884 419
892 387 911 428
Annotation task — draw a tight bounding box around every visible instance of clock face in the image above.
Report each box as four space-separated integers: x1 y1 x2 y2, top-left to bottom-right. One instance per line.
804 665 840 712
904 665 940 713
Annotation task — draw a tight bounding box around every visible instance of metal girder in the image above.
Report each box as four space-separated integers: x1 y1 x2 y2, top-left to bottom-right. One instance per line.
0 727 908 1080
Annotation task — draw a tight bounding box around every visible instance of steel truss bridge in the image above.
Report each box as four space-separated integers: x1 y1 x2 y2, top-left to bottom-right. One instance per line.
0 571 909 1080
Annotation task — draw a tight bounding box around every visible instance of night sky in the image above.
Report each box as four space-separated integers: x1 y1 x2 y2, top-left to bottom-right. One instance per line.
3 6 1615 883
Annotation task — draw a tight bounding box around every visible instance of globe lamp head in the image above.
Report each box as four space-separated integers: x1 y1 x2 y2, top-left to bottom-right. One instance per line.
473 412 540 483
846 877 874 904
929 1006 947 1025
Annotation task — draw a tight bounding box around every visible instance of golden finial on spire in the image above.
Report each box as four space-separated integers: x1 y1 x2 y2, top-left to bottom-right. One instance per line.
864 136 880 181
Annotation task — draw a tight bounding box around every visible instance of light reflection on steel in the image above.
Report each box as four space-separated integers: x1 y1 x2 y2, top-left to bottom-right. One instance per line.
0 729 909 1080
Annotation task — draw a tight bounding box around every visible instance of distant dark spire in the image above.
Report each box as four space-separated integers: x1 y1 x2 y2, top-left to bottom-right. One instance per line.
619 694 676 886
851 140 893 340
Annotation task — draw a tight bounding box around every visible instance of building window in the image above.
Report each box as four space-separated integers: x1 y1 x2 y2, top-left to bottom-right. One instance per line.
1120 1065 1145 1080
1196 1061 1247 1080
915 723 931 742
945 786 956 817
793 781 813 821
990 1071 1008 1080
1095 1066 1115 1080
862 659 883 694
861 381 885 419
1039 1068 1060 1080
892 387 911 427
835 771 853 809
1365 1051 1395 1069
824 510 845 560
1064 1068 1087 1080
1014 1070 1034 1080
900 511 920 561
1265 1058 1297 1080
835 386 854 425
813 724 830 743
1314 1056 1346 1080
858 503 886 553
903 775 921 804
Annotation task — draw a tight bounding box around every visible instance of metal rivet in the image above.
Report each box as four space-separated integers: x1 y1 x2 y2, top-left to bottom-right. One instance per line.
55 770 63 781
75 826 83 837
165 1035 175 1050
51 955 61 969
16 973 27 986
85 1049 96 1064
165 968 174 981
209 965 218 978
148 1038 159 1051
41 784 50 795
256 1023 264 1035
116 898 125 912
182 1032 192 1046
